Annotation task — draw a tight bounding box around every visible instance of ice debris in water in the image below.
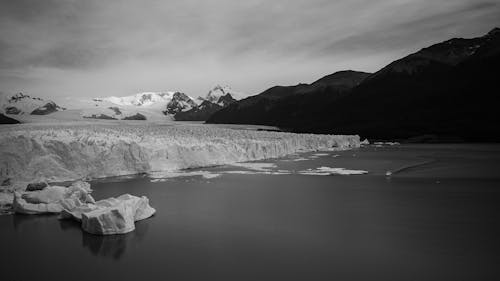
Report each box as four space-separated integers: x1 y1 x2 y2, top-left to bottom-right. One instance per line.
228 162 277 172
10 181 155 235
373 142 400 147
299 167 368 176
13 181 95 214
149 170 221 181
291 158 309 162
60 193 155 235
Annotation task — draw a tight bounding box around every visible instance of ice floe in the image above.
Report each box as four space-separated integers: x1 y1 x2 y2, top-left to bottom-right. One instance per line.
228 162 277 172
13 181 95 215
149 170 221 180
298 167 368 176
7 180 155 235
373 142 400 147
60 194 155 235
312 153 329 156
292 158 309 162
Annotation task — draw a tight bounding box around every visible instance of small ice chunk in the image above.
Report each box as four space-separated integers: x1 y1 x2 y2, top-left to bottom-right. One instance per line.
229 162 277 172
291 158 309 162
149 170 219 179
299 167 368 176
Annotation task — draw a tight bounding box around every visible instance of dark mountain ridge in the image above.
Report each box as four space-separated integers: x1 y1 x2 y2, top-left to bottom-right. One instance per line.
208 28 500 142
174 93 238 121
0 113 20 124
207 70 370 126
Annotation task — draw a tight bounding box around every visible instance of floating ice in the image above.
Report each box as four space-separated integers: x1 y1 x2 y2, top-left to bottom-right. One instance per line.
149 170 221 180
291 158 309 162
373 142 400 146
299 167 368 176
60 194 156 235
223 170 291 176
12 181 95 215
228 162 277 172
312 153 329 156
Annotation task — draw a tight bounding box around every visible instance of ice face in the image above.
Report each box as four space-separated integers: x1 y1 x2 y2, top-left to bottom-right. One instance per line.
0 123 360 184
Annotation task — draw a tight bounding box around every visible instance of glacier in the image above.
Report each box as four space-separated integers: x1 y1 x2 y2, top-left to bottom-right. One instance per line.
0 123 360 184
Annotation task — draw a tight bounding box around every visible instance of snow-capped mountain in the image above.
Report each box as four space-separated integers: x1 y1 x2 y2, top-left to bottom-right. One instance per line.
100 92 175 107
0 92 65 116
175 85 245 121
199 85 245 106
163 92 198 115
83 91 197 121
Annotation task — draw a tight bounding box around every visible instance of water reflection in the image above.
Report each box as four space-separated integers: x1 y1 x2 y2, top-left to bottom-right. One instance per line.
12 213 55 230
59 219 149 260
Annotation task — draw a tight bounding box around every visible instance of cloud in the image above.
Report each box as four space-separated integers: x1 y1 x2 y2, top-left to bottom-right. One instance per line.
0 0 499 100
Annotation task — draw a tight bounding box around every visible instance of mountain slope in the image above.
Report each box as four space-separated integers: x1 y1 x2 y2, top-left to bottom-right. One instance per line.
83 91 197 120
203 85 244 105
208 28 500 141
298 27 500 141
0 113 20 124
174 86 244 121
0 93 65 116
207 70 370 126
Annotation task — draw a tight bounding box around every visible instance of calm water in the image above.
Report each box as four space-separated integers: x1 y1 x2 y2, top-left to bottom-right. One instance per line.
1 144 500 281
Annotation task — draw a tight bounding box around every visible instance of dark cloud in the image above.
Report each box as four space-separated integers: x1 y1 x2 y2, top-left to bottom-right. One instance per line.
313 1 500 57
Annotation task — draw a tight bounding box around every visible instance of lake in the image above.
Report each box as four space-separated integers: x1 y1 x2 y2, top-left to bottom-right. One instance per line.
1 144 499 281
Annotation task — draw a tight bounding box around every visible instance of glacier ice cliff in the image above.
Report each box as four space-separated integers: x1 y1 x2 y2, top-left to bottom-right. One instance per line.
0 123 360 183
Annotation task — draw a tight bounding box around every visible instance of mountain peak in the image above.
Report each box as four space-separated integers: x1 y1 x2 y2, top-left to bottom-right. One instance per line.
0 92 64 116
204 85 245 104
102 92 176 107
312 70 371 87
486 27 500 37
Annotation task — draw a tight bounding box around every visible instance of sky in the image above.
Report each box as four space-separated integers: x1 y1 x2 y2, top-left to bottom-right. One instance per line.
1 0 499 105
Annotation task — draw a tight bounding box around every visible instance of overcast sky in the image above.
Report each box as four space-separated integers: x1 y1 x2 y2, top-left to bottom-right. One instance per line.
1 0 499 104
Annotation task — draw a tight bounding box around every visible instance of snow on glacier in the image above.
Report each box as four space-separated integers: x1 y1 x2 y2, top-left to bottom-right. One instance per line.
0 123 360 184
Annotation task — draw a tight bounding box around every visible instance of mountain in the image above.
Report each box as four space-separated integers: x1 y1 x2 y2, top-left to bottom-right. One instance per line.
0 113 20 124
163 92 198 115
208 28 500 142
174 86 243 121
207 70 370 126
174 100 225 121
83 91 197 120
202 85 244 105
0 93 65 116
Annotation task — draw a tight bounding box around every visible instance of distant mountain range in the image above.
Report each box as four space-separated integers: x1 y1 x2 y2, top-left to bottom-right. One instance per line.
207 27 500 142
0 93 66 116
84 91 198 120
174 85 243 121
84 86 244 121
0 85 245 123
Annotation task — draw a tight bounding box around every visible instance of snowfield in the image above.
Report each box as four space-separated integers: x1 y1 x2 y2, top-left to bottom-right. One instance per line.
0 123 360 184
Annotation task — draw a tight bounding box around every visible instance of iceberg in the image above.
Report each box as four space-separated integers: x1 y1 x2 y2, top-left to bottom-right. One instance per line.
61 194 156 235
12 181 95 215
0 123 360 184
9 180 155 235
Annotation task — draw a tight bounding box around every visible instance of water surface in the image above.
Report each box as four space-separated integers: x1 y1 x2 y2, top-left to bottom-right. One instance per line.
1 144 499 281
